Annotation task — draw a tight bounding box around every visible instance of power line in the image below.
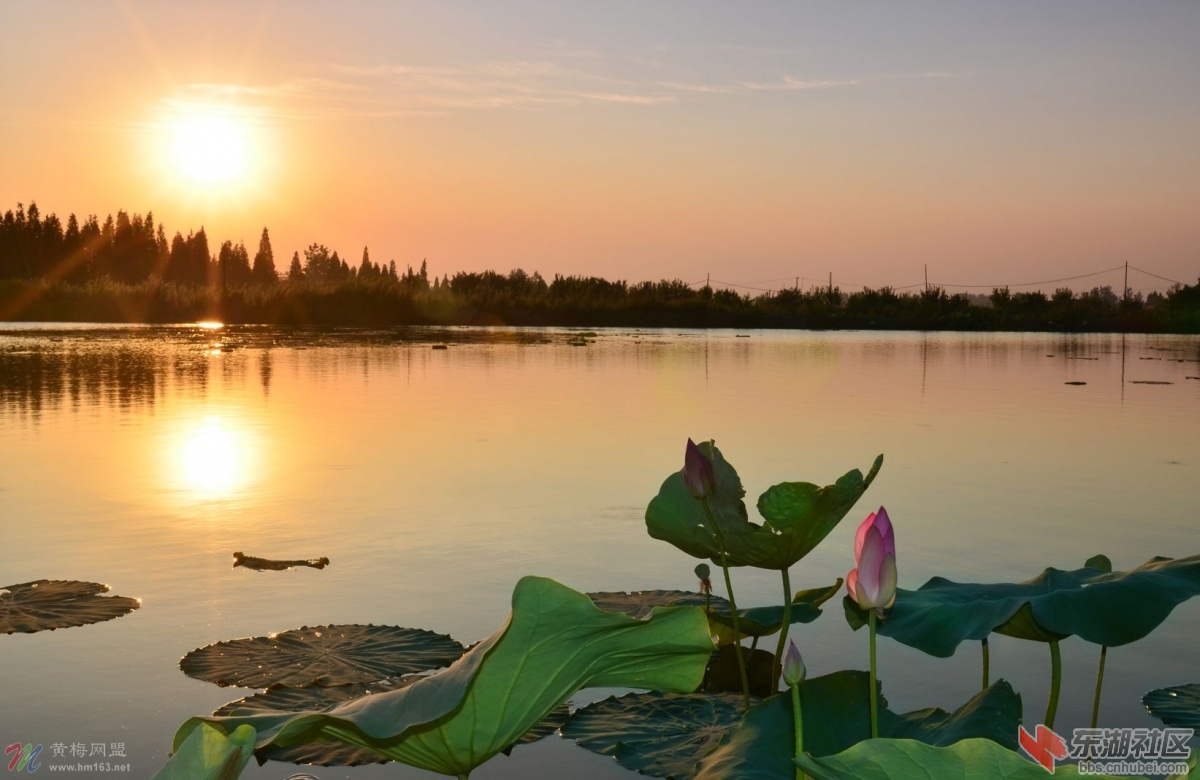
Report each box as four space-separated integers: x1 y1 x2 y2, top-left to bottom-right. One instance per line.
930 265 1126 290
1128 265 1189 286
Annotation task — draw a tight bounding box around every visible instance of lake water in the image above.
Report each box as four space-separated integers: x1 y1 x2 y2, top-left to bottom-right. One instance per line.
1 324 1197 779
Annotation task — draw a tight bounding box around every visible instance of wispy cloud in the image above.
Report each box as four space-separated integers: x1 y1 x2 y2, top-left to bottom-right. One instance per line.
739 76 860 92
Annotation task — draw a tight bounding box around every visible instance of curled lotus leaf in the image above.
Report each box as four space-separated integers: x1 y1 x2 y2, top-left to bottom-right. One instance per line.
694 676 1021 780
0 579 140 634
213 680 569 765
150 722 256 780
1143 683 1200 730
171 576 715 778
844 555 1200 656
563 692 746 780
645 442 883 570
180 624 467 688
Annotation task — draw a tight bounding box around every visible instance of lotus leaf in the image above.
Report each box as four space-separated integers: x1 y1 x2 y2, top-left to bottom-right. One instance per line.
646 443 883 570
844 555 1200 656
562 692 745 779
793 738 1124 780
589 582 841 641
571 673 1019 780
1143 683 1200 730
0 579 140 634
171 576 714 778
214 681 569 766
150 723 256 780
180 624 466 688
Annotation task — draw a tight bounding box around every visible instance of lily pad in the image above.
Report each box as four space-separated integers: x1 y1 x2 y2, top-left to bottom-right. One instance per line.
0 579 140 634
232 552 329 571
845 555 1200 656
1143 683 1200 729
589 583 841 641
645 442 883 570
180 625 466 688
571 674 1020 780
563 693 746 779
171 576 715 778
794 738 1122 780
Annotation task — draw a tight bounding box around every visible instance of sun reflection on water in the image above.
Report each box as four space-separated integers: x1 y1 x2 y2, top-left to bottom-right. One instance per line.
173 415 257 499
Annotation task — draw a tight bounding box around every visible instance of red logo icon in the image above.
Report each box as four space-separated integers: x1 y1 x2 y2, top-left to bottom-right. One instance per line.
1019 724 1068 772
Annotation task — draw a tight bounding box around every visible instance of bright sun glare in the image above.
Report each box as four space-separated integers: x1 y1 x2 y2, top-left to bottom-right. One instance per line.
176 415 254 499
163 103 259 190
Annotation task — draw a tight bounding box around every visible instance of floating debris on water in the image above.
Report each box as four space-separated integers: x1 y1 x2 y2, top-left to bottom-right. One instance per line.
432 344 448 350
1130 380 1173 385
1064 381 1087 386
233 552 330 571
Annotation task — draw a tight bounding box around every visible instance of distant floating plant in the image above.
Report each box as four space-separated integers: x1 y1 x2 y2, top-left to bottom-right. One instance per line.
1 579 140 634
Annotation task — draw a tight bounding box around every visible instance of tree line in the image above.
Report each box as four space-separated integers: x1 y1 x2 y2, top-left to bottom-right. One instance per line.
1 201 1197 331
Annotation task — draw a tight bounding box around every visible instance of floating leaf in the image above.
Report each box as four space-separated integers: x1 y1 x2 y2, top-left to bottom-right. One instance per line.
645 443 883 570
588 590 718 619
845 555 1200 656
232 552 329 571
0 579 140 634
589 584 840 642
151 723 256 780
569 673 1020 780
694 676 1021 780
180 625 466 688
171 576 715 778
563 693 745 779
793 738 1122 780
500 703 571 755
1143 683 1200 730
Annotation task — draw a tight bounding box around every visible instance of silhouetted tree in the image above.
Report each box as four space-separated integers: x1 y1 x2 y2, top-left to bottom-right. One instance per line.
252 227 277 285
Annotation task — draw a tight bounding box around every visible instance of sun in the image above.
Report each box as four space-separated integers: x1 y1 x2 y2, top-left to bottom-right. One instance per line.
170 112 249 185
159 102 264 191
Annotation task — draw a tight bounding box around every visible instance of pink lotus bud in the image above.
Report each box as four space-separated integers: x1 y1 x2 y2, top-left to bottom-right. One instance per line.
847 507 898 611
682 439 715 499
782 639 806 687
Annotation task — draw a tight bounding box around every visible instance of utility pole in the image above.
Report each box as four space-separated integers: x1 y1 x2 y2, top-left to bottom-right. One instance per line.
828 272 832 294
795 276 799 292
1123 262 1129 303
925 264 929 294
706 272 710 290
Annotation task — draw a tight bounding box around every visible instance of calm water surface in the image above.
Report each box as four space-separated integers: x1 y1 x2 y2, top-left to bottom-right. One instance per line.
1 325 1197 778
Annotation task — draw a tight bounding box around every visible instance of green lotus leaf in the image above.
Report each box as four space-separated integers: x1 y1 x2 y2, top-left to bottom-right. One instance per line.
742 454 884 570
171 576 714 778
646 444 883 571
0 579 140 634
151 723 255 780
213 680 569 766
794 738 1125 780
1143 683 1200 729
568 672 1018 780
694 676 1020 780
844 555 1200 656
645 441 751 562
180 624 466 688
562 692 745 779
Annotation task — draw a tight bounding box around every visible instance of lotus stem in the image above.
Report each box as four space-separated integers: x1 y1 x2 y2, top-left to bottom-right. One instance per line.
1045 640 1062 729
868 610 879 739
1090 645 1108 730
791 681 805 780
981 637 990 690
773 566 794 692
701 499 751 710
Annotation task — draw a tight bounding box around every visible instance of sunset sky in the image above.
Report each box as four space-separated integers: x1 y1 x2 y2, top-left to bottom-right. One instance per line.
3 1 1197 294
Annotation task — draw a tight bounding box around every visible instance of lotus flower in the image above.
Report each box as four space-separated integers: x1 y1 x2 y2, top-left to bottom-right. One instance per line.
682 439 715 499
782 639 806 687
847 507 897 611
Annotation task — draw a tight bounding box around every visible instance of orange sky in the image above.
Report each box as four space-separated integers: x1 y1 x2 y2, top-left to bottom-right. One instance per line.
2 2 1197 295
